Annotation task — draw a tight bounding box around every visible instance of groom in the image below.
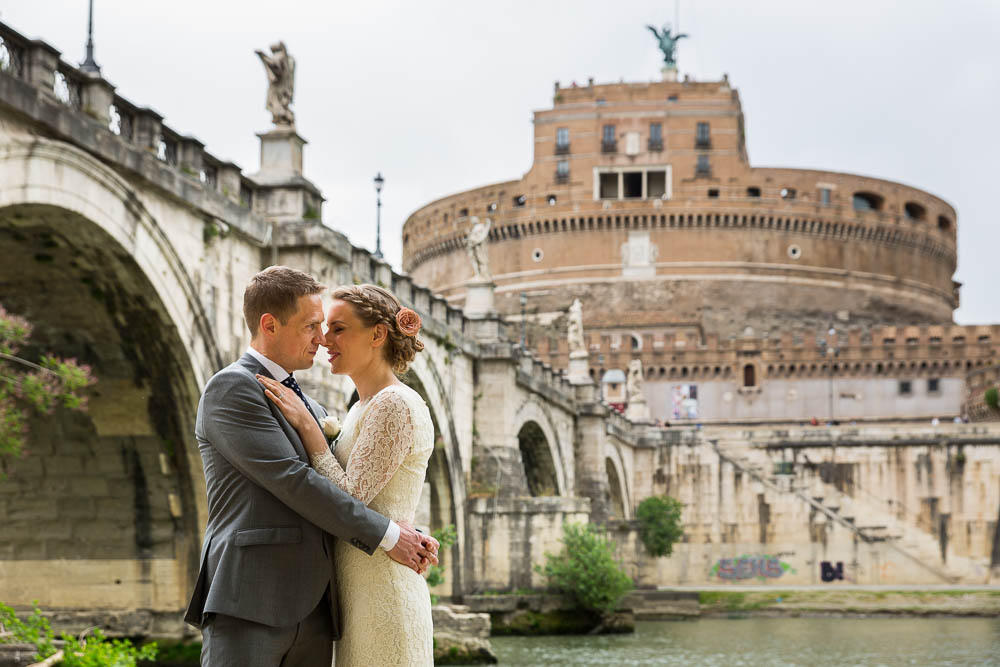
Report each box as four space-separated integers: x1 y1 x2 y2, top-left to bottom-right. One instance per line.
185 266 438 666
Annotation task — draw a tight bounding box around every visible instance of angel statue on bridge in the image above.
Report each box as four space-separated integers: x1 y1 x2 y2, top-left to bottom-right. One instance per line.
647 23 688 66
256 41 295 127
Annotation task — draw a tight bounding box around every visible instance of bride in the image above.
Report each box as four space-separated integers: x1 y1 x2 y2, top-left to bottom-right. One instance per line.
257 284 434 666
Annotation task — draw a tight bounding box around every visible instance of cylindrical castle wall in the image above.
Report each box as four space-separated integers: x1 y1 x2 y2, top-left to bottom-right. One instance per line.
403 170 957 336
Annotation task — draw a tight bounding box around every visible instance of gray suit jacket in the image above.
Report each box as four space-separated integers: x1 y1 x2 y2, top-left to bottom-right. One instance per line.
184 353 389 633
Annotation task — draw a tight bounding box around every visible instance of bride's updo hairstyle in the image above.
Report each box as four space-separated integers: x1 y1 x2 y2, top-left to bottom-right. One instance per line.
331 284 425 374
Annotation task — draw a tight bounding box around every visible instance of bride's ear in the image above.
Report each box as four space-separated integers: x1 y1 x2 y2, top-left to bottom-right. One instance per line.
371 322 389 348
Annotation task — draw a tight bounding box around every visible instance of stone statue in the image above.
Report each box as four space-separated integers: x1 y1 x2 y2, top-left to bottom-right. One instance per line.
647 23 688 66
567 299 585 356
627 358 645 404
256 41 295 127
466 216 492 280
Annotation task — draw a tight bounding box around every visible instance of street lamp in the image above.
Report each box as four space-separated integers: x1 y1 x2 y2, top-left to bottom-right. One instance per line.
80 0 101 74
373 172 384 259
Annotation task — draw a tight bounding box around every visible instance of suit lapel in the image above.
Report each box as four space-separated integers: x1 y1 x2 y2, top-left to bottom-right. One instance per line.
237 353 310 463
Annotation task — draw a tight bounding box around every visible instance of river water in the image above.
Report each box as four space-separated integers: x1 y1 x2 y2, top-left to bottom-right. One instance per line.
490 618 1000 666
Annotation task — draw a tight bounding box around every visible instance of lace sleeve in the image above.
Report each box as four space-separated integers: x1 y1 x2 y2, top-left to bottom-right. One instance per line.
309 389 414 505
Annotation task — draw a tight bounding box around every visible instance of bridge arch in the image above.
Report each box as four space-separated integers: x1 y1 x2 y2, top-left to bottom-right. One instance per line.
0 137 220 612
403 351 466 595
603 444 632 519
513 398 567 497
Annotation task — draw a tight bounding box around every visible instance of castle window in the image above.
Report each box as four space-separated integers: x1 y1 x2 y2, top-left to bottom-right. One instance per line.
459 208 469 217
648 171 667 198
781 188 796 200
899 380 913 396
696 122 711 148
668 94 679 102
852 192 883 211
742 364 756 387
747 187 761 198
547 194 557 206
602 124 617 152
623 172 643 198
978 335 991 343
600 173 619 199
513 194 526 207
696 154 711 177
487 202 497 213
882 338 896 346
820 188 832 206
708 188 719 198
649 122 663 151
938 215 952 231
556 127 570 154
556 160 569 183
953 335 965 344
904 202 926 220
928 378 940 394
906 337 919 345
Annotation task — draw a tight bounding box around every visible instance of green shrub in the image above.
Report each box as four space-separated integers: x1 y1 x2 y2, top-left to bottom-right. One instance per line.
985 386 999 409
635 495 684 558
534 523 632 614
426 525 458 604
0 602 156 666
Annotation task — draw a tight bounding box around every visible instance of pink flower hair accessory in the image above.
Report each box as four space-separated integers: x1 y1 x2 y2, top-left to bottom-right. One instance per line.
395 307 422 337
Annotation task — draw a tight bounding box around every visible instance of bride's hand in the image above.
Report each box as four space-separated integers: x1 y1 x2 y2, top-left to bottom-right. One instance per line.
256 374 313 430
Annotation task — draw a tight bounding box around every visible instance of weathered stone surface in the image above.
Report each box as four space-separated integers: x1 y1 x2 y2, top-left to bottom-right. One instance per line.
432 604 497 664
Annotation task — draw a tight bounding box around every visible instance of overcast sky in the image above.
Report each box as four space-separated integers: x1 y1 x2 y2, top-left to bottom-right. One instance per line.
3 0 998 324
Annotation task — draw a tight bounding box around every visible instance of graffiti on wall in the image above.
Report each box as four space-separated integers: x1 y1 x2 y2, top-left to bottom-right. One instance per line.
710 554 795 580
820 561 845 582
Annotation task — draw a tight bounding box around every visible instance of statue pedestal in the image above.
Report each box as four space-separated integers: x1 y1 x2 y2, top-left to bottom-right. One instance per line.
257 127 305 177
464 280 496 318
567 350 591 385
661 65 678 82
626 398 652 422
250 127 324 223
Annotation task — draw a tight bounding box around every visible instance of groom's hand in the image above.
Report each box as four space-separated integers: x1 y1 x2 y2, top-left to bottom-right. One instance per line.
387 521 439 574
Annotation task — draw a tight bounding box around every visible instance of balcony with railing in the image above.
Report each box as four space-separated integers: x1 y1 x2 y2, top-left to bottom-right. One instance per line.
601 139 617 154
554 142 570 155
554 170 569 184
695 136 712 149
0 19 267 206
647 138 663 152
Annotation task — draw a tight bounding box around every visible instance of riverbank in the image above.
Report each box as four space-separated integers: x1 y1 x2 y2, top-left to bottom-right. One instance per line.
677 589 1000 618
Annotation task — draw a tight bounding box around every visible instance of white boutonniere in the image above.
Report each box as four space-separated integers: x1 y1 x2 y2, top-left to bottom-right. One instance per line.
321 414 342 441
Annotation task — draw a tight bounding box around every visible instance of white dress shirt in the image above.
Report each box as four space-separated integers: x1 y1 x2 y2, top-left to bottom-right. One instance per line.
246 347 400 551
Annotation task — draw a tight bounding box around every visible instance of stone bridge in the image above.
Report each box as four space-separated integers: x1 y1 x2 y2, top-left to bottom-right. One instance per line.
0 20 998 638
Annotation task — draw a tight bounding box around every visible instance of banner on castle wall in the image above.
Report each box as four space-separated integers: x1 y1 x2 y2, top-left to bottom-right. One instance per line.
672 384 699 419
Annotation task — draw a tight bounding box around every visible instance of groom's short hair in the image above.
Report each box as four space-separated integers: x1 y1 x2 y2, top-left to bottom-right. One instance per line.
243 266 326 337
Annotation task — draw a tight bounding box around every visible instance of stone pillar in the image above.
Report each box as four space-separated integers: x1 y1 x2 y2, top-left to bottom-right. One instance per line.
250 127 324 222
626 394 651 422
81 73 115 126
257 127 306 177
133 107 164 154
661 65 678 82
463 280 496 318
216 161 243 204
178 136 205 179
568 350 590 384
26 39 61 94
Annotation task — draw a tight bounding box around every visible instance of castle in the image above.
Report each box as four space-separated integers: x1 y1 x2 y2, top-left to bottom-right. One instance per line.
402 71 998 424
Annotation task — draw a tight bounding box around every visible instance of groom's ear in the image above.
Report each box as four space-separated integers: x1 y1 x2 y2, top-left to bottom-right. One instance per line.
260 313 278 337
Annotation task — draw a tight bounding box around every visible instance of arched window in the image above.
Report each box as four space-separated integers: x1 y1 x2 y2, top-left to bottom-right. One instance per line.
743 364 756 387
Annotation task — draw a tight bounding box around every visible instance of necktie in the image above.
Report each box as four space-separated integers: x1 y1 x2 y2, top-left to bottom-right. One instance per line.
281 375 315 418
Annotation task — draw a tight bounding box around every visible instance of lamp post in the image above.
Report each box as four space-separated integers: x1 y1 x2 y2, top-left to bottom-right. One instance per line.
519 292 527 348
373 172 384 259
80 0 100 73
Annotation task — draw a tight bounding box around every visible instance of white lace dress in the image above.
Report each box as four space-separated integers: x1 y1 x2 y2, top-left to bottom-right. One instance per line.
310 383 434 666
